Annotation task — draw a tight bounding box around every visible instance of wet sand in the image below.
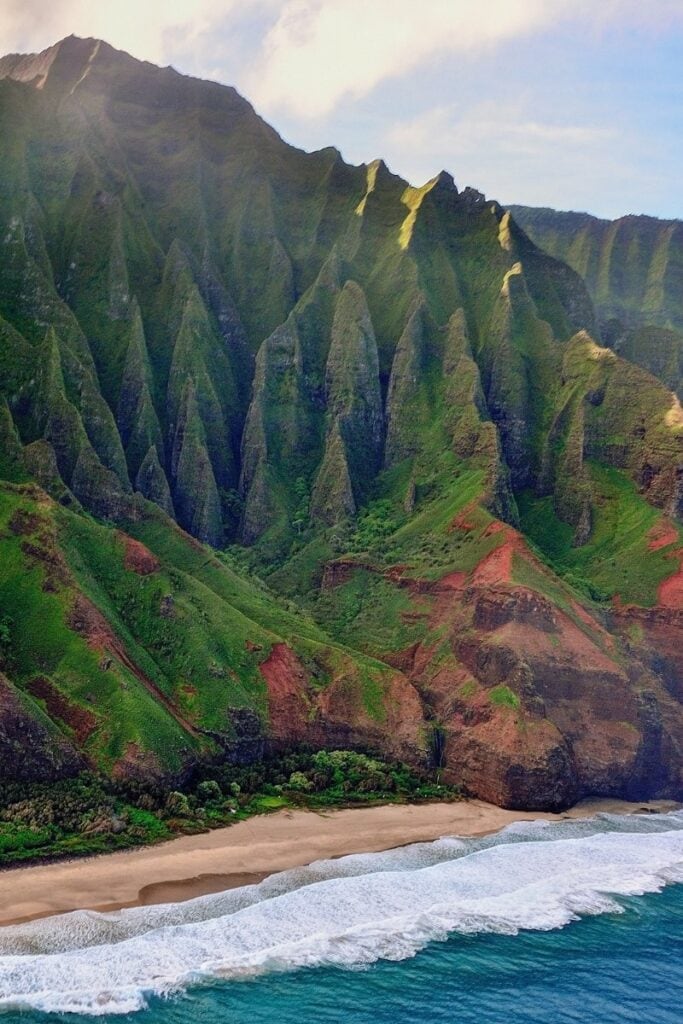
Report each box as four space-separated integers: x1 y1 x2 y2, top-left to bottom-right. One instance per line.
0 797 676 926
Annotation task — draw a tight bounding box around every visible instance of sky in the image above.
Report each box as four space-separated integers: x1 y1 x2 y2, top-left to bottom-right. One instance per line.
1 0 682 220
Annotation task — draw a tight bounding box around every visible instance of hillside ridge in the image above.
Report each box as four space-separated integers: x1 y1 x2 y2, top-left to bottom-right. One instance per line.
511 204 683 397
0 37 681 811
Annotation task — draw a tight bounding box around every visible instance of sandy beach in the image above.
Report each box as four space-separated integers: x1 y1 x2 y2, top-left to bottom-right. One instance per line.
0 797 676 927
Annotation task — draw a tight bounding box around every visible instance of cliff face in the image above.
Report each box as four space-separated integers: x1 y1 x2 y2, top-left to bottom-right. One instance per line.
0 37 609 548
0 37 681 807
318 526 683 810
510 205 683 398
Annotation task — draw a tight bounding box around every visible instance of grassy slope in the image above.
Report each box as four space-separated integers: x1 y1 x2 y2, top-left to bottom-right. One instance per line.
0 483 404 775
519 464 682 607
0 487 193 773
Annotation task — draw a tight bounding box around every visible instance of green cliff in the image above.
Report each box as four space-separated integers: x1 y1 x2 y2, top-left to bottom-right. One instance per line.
511 205 683 397
0 36 681 809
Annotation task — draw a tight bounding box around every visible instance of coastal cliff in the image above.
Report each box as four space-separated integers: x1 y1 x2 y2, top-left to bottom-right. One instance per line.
0 36 681 809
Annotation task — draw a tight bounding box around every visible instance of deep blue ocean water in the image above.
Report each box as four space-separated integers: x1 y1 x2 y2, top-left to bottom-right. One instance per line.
3 810 683 1023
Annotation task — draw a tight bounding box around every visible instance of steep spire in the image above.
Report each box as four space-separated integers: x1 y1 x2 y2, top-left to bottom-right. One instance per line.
117 301 164 480
171 378 223 546
324 280 383 502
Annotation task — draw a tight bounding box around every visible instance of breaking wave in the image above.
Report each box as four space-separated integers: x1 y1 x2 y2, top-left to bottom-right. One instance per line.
1 809 683 1016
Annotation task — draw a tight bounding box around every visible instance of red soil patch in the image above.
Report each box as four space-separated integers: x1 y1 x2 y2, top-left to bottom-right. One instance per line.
482 521 506 537
258 643 310 740
69 593 118 650
647 521 679 551
68 594 201 738
112 742 163 781
447 501 477 533
569 599 615 649
259 643 306 693
471 529 525 587
26 676 97 745
571 599 601 628
383 642 422 673
496 616 621 676
437 570 468 591
118 533 160 575
658 553 683 609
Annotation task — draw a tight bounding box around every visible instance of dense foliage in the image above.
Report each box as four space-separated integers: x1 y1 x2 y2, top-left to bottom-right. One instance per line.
0 751 460 866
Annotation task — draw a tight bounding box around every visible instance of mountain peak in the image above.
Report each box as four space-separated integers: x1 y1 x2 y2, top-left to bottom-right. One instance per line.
0 34 107 93
427 169 457 193
365 158 402 187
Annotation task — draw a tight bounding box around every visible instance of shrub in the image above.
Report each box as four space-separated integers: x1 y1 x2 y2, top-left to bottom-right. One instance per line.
165 791 191 816
0 750 460 866
287 771 313 792
349 501 400 552
196 780 222 804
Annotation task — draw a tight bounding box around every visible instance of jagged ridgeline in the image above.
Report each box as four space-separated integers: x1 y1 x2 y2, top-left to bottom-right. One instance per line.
1 36 683 807
0 36 679 549
511 205 683 398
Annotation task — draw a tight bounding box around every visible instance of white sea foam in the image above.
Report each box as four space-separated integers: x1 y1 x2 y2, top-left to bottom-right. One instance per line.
1 811 683 1016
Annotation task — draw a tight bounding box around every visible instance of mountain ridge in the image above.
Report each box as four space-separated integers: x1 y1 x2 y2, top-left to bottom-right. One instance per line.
0 37 681 810
511 204 683 398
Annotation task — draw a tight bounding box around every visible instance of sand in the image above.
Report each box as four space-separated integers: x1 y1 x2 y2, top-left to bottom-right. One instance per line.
0 797 677 927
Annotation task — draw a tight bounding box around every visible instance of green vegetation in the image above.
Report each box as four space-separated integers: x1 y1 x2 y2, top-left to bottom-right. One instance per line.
0 486 209 772
314 569 428 655
511 206 683 350
489 685 520 709
518 464 682 606
0 481 423 780
349 500 402 553
0 752 460 867
0 38 681 812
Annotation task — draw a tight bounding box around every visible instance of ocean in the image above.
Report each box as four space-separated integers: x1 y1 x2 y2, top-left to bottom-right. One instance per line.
1 810 683 1022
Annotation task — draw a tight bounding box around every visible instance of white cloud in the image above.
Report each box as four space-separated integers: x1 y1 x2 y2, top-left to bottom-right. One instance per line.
0 0 243 65
247 0 571 118
0 0 678 219
244 0 683 119
387 103 618 166
381 99 632 215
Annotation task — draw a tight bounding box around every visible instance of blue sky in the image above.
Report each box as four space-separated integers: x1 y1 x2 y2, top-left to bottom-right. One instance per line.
2 0 681 219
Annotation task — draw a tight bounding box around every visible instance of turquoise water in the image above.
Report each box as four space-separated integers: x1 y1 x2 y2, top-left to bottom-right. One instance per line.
3 810 683 1022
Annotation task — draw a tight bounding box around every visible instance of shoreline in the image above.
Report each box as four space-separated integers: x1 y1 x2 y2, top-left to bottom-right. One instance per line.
0 797 677 928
